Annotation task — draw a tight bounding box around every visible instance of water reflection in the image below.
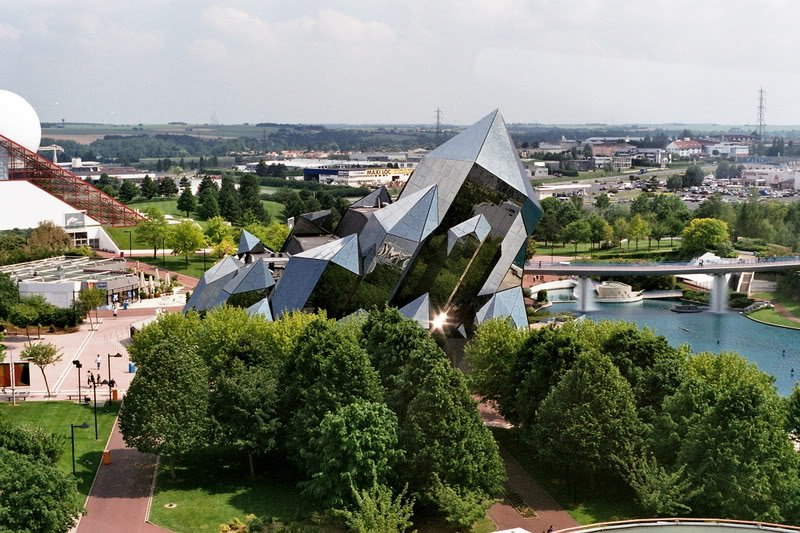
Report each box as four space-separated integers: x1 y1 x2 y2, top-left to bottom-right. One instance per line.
551 299 800 395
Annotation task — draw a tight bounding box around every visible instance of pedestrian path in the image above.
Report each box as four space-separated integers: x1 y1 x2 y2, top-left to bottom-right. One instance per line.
76 419 170 533
478 401 579 532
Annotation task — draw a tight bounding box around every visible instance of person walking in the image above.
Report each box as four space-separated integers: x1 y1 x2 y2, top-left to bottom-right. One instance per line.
112 305 118 319
87 371 94 388
96 355 102 370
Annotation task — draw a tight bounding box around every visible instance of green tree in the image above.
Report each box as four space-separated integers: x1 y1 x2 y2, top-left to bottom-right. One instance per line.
680 217 729 256
8 302 38 341
238 174 268 223
158 176 178 197
0 273 18 320
464 317 528 415
628 213 650 251
135 207 170 259
169 220 205 266
613 217 630 249
177 186 197 217
139 174 158 199
218 175 242 222
588 214 613 253
118 180 139 202
666 174 683 191
28 221 70 252
682 163 705 187
535 354 641 488
663 353 800 520
335 483 415 533
209 359 280 478
399 356 505 510
0 448 83 533
627 455 697 516
21 341 62 398
77 286 106 331
204 215 233 246
562 219 591 253
119 340 209 479
303 401 401 507
0 416 66 464
197 186 220 219
281 319 382 469
594 193 610 211
788 385 800 435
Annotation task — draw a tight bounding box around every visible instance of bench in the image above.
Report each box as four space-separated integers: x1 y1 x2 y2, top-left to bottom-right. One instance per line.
1 391 29 401
66 394 91 403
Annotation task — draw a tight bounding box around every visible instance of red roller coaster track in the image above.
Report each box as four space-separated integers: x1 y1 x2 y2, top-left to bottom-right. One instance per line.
1 133 143 227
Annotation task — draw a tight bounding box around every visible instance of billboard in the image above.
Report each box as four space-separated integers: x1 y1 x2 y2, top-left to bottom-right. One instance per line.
0 363 30 387
64 212 86 228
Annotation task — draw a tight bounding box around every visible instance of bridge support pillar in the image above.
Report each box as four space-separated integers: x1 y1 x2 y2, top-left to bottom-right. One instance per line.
578 277 596 312
710 273 729 313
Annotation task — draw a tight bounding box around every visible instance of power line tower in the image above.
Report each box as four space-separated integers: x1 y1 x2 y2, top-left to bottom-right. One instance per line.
757 87 767 140
434 108 443 144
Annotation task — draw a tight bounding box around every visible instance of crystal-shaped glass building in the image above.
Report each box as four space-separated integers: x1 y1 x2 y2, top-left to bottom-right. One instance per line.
185 110 542 332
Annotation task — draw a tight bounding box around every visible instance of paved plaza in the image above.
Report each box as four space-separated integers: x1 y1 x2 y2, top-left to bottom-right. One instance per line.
2 305 181 400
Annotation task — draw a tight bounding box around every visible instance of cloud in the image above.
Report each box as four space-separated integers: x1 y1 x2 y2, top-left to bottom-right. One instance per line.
0 23 21 41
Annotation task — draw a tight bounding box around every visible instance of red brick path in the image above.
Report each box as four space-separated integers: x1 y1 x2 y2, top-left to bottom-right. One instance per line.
77 419 171 533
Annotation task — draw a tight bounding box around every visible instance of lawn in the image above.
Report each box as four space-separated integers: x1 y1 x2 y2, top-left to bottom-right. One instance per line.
748 308 800 329
136 254 210 279
149 452 314 533
492 428 641 525
536 240 680 261
127 198 184 217
0 401 119 497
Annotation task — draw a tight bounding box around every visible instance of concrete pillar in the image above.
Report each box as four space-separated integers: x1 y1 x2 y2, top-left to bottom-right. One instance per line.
710 273 729 313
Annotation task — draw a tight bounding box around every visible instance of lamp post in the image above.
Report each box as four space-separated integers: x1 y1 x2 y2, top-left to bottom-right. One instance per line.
107 352 123 401
91 381 98 440
70 422 90 475
162 236 166 268
72 360 82 404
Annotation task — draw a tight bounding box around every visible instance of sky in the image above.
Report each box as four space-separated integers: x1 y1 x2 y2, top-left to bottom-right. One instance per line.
2 0 800 126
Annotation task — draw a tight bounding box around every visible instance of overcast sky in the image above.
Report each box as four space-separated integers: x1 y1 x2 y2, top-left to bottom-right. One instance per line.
2 0 799 126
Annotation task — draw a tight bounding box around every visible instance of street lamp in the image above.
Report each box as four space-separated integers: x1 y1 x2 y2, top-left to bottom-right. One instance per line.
70 422 90 475
107 352 123 401
72 360 82 404
91 380 98 440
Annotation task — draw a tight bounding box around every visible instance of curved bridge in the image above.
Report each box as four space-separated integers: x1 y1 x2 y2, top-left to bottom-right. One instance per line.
525 256 800 313
525 256 800 277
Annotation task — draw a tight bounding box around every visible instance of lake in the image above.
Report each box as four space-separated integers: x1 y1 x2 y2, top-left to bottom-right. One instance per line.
551 298 800 395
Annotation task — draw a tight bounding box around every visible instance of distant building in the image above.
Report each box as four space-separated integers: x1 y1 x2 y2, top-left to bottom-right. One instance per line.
304 166 414 187
703 142 749 157
635 148 670 167
591 143 635 157
666 139 703 157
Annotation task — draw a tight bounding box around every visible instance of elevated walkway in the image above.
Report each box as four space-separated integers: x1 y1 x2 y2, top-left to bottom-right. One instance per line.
1 133 143 227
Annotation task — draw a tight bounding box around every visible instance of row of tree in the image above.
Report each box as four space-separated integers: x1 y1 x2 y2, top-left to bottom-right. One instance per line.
119 308 505 530
466 318 800 521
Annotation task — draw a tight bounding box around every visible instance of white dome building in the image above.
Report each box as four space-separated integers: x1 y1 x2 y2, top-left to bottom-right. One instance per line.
0 90 125 253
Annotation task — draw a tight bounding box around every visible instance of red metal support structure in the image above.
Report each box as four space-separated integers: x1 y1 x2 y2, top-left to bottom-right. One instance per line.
0 133 144 227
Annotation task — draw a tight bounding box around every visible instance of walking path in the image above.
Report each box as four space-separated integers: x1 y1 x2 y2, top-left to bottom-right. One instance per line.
478 401 579 532
76 419 169 533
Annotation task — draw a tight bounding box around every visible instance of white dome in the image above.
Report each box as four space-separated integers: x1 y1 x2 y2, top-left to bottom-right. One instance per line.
0 90 41 153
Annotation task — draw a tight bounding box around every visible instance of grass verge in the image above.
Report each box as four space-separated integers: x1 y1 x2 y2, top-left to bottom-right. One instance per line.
149 451 314 533
491 427 641 525
136 255 208 279
0 401 119 497
747 308 800 329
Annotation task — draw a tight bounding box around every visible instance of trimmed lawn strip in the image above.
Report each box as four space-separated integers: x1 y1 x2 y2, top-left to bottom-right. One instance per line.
0 401 119 497
136 255 208 279
491 428 641 525
537 240 680 261
148 451 317 533
747 308 800 329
